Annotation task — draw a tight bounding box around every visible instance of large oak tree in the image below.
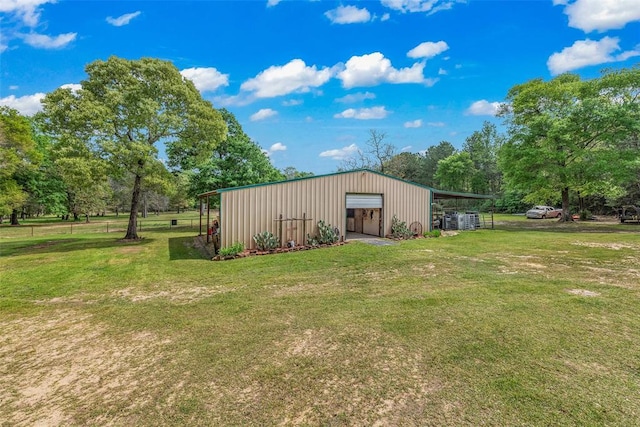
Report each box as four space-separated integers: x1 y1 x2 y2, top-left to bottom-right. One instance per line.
499 67 640 220
41 56 226 239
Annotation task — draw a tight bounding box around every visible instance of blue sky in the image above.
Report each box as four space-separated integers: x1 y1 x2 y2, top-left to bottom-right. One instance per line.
1 0 639 174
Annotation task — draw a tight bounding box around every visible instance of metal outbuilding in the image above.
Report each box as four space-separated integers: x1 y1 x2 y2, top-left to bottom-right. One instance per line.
198 169 493 250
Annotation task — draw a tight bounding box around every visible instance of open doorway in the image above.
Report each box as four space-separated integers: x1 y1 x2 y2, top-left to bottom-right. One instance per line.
345 194 383 239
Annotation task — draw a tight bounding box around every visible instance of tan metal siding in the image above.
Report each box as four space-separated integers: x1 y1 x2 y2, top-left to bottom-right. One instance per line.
220 171 431 249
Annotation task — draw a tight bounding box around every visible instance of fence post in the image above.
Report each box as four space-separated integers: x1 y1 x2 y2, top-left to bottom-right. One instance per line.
106 222 109 233
31 226 34 237
71 224 73 234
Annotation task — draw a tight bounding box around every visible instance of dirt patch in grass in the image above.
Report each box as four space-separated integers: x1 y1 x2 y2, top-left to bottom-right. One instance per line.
236 327 448 426
114 245 144 255
0 309 171 426
113 285 233 304
567 289 601 297
571 241 639 250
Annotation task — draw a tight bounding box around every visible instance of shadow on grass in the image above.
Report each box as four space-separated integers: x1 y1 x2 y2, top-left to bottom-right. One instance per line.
495 219 639 234
168 236 210 261
0 237 154 258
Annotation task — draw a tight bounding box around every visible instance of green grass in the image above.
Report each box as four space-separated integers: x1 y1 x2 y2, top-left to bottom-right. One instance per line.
1 219 639 425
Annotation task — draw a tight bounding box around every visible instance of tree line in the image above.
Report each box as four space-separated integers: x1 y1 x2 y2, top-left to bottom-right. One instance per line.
1 57 638 239
0 57 314 238
341 67 640 219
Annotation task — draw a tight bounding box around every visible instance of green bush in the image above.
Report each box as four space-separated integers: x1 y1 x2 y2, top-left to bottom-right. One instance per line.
391 215 414 239
253 231 280 251
424 229 441 238
579 210 592 221
307 220 339 246
219 242 244 257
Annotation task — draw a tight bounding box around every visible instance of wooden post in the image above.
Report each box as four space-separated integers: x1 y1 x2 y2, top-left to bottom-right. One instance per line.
302 213 306 246
206 195 211 243
198 198 203 236
279 214 283 248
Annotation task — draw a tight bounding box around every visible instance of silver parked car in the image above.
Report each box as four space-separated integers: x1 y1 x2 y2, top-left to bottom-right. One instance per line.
526 205 562 219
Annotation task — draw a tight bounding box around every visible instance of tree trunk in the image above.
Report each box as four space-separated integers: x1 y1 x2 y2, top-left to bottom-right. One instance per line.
125 172 143 239
561 187 571 221
10 209 19 225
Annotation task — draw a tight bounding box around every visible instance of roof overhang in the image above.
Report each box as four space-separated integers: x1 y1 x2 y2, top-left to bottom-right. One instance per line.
432 190 495 200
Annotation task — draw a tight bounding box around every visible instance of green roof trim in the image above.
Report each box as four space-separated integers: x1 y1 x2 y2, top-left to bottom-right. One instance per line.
211 168 494 199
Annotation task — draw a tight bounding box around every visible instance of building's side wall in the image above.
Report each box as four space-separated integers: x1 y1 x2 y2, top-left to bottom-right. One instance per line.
219 171 431 249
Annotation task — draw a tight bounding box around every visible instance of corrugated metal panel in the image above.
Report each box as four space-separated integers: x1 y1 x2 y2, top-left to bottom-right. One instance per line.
220 170 431 249
346 194 383 208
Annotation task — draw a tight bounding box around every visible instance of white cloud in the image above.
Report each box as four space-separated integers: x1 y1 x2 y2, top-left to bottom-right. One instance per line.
60 83 81 92
438 68 447 75
381 0 459 14
325 5 372 24
319 143 360 160
401 145 413 152
106 11 141 27
9 85 19 90
466 100 501 116
241 59 333 98
282 99 303 106
0 0 53 27
547 37 639 75
0 92 45 115
337 52 434 88
23 32 76 49
381 13 391 21
250 108 278 121
404 119 423 128
427 121 445 127
180 67 229 92
407 41 449 59
334 106 389 120
265 142 287 156
267 0 282 7
335 92 376 103
556 0 640 32
0 42 8 53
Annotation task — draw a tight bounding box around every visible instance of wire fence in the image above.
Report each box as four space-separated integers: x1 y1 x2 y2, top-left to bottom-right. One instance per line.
0 219 198 239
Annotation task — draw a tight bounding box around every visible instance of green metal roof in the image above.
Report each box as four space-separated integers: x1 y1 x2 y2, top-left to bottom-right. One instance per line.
200 168 494 200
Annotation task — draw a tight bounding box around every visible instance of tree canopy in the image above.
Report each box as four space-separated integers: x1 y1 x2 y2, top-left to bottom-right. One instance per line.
41 56 226 238
0 107 42 224
187 108 284 198
499 67 640 219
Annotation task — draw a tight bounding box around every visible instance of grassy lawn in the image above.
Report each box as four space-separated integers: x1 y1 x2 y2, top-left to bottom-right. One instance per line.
1 218 639 425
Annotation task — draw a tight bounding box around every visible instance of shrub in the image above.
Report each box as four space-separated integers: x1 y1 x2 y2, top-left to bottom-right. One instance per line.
579 210 592 221
253 231 280 251
391 215 414 239
424 229 441 238
219 242 244 257
307 220 339 246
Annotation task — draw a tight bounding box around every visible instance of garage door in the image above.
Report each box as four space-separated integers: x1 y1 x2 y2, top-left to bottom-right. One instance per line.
346 194 383 209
